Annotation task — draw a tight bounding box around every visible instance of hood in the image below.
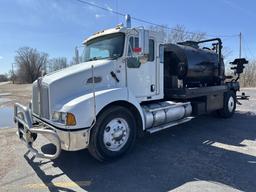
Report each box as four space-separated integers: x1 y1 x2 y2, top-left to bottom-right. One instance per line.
43 60 112 85
39 59 118 111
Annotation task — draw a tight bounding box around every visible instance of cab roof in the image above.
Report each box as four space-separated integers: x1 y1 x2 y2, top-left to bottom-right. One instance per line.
83 25 128 44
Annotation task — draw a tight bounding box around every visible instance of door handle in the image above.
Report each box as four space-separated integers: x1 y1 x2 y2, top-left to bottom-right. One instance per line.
151 84 155 92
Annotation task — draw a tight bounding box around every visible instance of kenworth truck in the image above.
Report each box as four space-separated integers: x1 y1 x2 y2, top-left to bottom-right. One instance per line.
14 16 248 161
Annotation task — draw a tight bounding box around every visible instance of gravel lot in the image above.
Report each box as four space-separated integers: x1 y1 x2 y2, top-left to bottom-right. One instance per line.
0 84 255 192
0 82 32 108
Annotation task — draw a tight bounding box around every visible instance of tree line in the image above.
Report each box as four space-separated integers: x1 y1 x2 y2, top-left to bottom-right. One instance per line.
0 25 255 87
2 47 80 84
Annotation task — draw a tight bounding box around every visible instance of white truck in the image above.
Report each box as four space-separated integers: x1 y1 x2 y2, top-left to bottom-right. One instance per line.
14 16 248 161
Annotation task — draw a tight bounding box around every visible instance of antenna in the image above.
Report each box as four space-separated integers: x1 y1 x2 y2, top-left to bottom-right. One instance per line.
239 32 242 58
116 0 119 24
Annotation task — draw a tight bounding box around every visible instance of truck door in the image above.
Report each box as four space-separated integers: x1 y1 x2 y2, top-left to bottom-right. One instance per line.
126 36 157 100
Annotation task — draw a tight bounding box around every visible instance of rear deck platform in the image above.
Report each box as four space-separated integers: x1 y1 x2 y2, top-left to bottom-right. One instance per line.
165 85 228 99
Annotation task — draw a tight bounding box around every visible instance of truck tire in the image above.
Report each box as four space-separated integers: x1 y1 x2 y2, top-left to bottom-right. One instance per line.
218 90 236 118
88 106 137 161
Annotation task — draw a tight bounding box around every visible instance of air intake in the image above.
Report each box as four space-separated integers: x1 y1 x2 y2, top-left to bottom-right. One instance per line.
125 14 131 28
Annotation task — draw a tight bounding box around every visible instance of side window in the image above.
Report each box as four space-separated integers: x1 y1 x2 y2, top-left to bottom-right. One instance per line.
128 37 154 61
128 37 139 56
148 39 155 61
127 37 155 68
127 37 141 68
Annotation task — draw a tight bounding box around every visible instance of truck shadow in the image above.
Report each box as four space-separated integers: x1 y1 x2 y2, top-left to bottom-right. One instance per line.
25 111 256 192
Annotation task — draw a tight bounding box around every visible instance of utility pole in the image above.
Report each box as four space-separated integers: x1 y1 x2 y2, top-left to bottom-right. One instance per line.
75 46 79 64
239 32 242 58
12 63 14 84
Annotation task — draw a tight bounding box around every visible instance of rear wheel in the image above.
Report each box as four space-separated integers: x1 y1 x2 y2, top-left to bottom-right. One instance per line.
88 106 137 161
218 90 236 118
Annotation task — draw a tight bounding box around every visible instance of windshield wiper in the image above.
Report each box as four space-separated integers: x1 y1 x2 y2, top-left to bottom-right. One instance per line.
88 57 102 61
108 55 121 60
86 55 120 62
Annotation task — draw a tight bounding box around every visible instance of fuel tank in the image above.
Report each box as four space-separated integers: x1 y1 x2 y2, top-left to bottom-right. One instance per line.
142 101 192 129
164 43 225 87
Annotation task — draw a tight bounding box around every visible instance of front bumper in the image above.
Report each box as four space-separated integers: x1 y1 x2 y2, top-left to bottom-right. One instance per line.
14 103 90 160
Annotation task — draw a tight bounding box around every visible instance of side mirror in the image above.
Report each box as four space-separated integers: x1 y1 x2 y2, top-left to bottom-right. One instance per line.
127 57 141 68
131 47 148 64
139 29 149 55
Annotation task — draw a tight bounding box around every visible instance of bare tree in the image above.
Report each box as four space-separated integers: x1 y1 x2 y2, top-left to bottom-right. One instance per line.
70 56 83 66
0 74 8 82
70 46 84 66
222 47 233 60
48 57 68 72
150 24 206 43
167 25 206 43
15 47 48 83
239 60 256 87
8 69 16 84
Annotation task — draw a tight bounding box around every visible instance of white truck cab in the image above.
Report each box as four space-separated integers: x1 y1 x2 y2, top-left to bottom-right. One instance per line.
14 16 247 161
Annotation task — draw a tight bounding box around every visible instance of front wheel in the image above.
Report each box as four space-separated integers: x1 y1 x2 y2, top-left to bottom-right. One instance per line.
218 90 236 118
88 106 137 161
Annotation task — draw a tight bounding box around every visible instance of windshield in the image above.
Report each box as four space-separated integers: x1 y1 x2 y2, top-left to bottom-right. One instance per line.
83 33 125 62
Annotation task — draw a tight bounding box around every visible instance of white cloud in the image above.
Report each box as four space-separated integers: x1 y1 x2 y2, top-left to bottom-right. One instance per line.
0 56 3 60
95 14 105 19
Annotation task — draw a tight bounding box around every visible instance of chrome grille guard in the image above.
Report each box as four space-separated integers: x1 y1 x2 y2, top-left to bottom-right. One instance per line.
14 103 61 160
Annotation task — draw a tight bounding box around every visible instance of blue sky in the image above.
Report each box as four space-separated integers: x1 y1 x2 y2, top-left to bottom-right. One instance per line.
0 0 255 74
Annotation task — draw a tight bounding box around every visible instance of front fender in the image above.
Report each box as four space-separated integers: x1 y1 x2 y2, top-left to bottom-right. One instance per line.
60 88 145 130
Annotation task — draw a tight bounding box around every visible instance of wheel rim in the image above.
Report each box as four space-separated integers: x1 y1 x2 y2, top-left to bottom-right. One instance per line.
228 96 235 112
103 118 130 152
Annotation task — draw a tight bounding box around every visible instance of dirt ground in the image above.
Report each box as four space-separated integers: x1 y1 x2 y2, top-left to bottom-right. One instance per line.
0 82 32 108
0 83 255 192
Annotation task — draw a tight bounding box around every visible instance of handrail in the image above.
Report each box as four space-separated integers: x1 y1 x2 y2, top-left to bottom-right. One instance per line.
90 65 97 129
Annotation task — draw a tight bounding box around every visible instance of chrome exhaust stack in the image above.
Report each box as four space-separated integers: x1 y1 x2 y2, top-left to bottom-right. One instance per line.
125 14 131 28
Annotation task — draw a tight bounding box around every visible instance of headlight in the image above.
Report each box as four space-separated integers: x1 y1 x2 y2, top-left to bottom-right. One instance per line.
52 112 66 124
52 112 76 126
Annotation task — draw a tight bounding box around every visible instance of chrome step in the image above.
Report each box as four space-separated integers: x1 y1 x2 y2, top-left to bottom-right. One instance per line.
146 117 194 134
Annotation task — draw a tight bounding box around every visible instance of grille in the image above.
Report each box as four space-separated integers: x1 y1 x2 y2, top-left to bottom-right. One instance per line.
32 85 39 115
32 84 50 119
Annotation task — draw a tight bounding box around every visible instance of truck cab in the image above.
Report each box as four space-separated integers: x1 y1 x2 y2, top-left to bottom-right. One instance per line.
14 20 248 161
82 25 165 102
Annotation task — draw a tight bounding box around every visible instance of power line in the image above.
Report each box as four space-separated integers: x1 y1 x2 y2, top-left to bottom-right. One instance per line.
242 36 256 59
72 0 239 38
221 35 240 42
74 0 125 16
73 0 194 34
